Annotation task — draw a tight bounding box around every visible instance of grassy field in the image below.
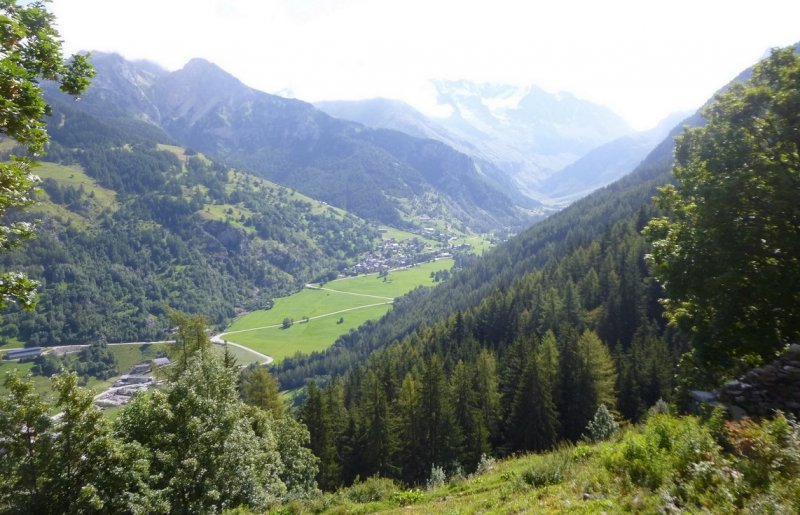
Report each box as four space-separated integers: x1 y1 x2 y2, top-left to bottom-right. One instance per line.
214 343 265 366
35 161 117 210
221 259 454 362
0 339 24 351
451 234 494 255
379 227 438 246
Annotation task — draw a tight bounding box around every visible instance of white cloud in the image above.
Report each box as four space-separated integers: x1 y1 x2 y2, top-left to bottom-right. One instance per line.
52 0 800 130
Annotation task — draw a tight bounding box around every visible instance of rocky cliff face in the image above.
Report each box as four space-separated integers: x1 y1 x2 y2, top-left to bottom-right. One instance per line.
717 344 800 418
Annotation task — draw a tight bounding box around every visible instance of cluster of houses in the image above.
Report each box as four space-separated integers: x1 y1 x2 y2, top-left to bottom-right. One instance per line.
94 357 170 409
347 238 432 275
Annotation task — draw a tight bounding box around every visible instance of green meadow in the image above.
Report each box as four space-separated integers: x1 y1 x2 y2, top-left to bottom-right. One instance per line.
221 259 454 362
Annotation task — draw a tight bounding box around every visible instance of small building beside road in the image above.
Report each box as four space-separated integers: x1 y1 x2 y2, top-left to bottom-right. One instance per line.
4 347 42 360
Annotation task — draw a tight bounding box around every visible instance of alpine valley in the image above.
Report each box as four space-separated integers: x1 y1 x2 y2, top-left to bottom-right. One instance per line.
2 13 799 511
0 51 672 345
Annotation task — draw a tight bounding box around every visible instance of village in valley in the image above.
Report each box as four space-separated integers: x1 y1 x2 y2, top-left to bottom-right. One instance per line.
345 226 478 276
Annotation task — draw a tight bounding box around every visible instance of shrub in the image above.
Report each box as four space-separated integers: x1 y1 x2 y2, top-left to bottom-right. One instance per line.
522 451 572 488
725 414 800 490
602 414 719 490
583 404 619 443
475 453 496 475
345 476 399 503
426 465 446 490
391 489 424 506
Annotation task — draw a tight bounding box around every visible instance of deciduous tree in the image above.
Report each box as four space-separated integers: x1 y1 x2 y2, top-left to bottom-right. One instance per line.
0 0 93 310
645 47 800 381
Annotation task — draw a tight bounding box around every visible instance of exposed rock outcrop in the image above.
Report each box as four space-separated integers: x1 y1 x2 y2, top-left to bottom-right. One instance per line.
706 344 800 418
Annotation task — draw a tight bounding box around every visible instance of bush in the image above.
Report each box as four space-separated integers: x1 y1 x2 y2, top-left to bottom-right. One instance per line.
522 451 572 488
602 414 719 490
475 453 496 475
426 465 446 490
391 489 423 506
345 476 399 503
724 414 800 490
583 404 619 443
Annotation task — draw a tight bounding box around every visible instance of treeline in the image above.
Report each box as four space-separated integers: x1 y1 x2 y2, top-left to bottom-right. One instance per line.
0 103 377 345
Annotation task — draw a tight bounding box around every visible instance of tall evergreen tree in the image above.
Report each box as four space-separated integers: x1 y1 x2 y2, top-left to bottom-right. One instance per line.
396 372 426 484
451 360 488 471
579 330 618 408
558 329 596 441
507 352 558 451
419 354 458 470
473 349 501 445
359 369 397 478
240 364 285 418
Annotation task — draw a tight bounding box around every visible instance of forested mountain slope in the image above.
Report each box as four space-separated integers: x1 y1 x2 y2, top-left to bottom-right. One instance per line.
272 111 706 486
279 45 800 488
0 100 377 345
275 113 697 388
45 53 531 231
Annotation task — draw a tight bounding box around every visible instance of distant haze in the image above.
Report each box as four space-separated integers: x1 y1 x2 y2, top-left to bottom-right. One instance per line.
52 0 800 130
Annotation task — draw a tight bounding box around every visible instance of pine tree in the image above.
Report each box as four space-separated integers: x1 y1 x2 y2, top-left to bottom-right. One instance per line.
240 364 285 418
396 372 426 484
473 349 501 445
558 329 596 441
507 353 558 451
359 369 397 478
579 329 617 408
451 360 488 471
299 382 338 490
419 354 458 471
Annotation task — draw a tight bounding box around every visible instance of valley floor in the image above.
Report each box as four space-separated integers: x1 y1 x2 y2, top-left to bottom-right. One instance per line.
219 259 454 362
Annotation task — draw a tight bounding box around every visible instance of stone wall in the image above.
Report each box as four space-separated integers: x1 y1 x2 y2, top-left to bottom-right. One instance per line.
716 344 800 418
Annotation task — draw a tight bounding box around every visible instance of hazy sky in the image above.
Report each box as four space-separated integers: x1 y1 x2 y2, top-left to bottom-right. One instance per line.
51 0 800 130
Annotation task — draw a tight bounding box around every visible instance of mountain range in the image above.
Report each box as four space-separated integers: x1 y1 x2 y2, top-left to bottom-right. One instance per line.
318 80 664 205
47 53 533 232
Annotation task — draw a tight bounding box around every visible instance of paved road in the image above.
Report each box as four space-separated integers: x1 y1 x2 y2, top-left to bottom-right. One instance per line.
304 284 394 301
209 336 273 365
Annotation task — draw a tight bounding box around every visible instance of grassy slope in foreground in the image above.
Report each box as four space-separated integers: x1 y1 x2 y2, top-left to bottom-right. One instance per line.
222 260 454 362
276 412 800 514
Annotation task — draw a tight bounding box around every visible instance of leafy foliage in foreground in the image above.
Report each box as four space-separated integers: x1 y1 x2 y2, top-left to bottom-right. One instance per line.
0 0 93 311
645 48 800 382
0 343 319 513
